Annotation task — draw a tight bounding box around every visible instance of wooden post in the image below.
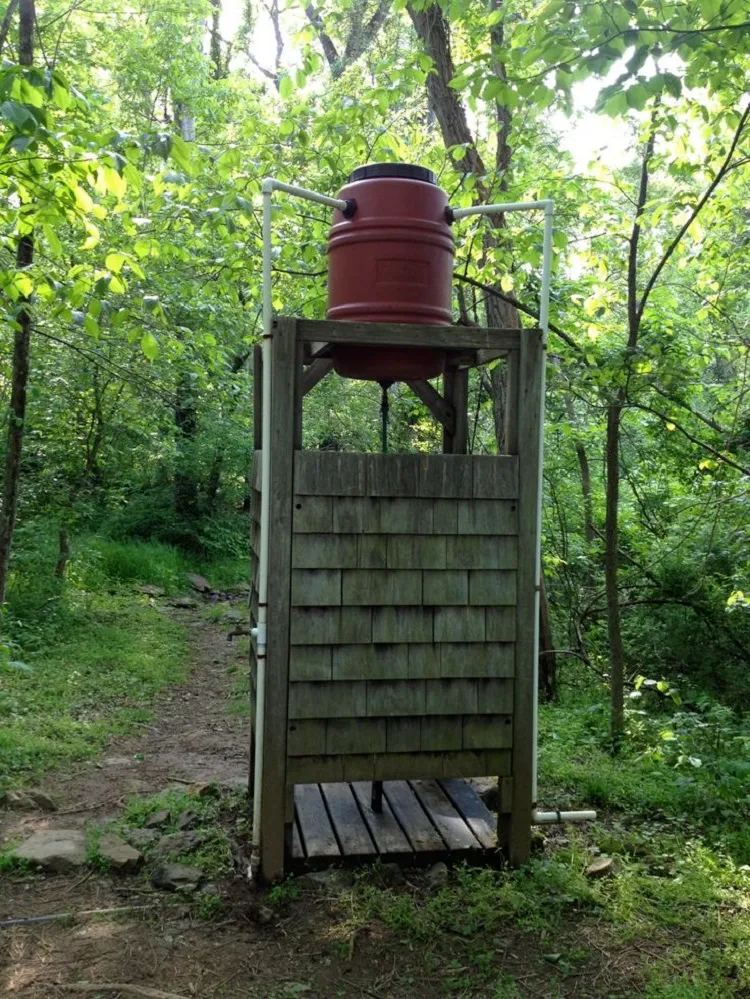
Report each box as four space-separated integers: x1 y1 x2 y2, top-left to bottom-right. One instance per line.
508 328 543 865
293 342 304 450
442 366 468 454
260 317 297 881
253 344 263 452
504 350 519 455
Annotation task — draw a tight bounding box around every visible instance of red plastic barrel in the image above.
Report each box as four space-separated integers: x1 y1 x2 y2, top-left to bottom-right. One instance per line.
327 163 454 382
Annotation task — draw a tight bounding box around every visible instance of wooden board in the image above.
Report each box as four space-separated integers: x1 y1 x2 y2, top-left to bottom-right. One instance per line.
410 779 480 851
292 818 305 859
294 783 340 858
320 783 377 856
440 778 498 849
383 780 446 853
296 319 524 352
351 782 412 855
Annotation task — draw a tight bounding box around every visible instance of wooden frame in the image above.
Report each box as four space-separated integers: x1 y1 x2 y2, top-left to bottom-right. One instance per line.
251 317 543 878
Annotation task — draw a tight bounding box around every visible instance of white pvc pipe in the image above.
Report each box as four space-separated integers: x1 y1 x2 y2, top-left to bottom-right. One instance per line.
532 810 597 825
452 199 552 218
251 177 347 869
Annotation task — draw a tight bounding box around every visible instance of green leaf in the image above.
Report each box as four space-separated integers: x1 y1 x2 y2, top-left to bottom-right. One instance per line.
84 314 99 338
43 225 62 257
105 252 126 274
279 75 294 99
0 100 35 128
140 331 159 360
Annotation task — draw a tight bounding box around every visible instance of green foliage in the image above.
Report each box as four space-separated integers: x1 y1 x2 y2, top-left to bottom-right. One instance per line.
0 548 188 792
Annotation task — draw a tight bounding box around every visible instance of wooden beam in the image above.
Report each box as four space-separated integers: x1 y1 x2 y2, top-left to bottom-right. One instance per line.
260 316 297 882
294 319 525 352
443 366 468 454
301 358 334 396
508 327 544 866
406 379 455 434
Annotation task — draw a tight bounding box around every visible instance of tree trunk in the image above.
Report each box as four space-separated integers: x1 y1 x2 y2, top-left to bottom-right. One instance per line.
564 395 595 544
605 402 625 750
0 0 35 610
538 572 557 701
55 528 70 579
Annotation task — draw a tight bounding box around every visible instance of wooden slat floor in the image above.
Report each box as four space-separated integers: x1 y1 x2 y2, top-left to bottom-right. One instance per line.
290 778 499 867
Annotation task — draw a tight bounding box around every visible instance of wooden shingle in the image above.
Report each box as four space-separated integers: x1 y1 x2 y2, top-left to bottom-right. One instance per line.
327 718 386 754
290 607 372 645
342 569 422 606
332 643 407 680
462 714 513 750
292 534 358 569
446 536 517 570
367 454 420 496
418 454 473 497
289 645 333 681
288 680 366 719
387 535 446 569
407 643 441 679
293 496 333 533
423 570 468 606
367 679 426 716
485 607 516 641
440 642 515 678
434 606 485 643
294 451 367 495
468 570 517 606
457 499 518 535
291 569 341 607
472 455 519 498
372 606 433 643
424 678 477 715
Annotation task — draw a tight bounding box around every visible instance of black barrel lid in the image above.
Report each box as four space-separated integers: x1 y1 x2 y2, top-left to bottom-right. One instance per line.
348 162 436 184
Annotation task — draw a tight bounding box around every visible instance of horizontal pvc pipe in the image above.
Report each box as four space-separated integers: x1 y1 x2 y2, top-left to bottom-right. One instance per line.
532 809 597 825
451 199 553 218
262 177 347 210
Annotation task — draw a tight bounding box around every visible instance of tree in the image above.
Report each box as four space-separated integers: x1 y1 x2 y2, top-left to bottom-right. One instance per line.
0 0 35 609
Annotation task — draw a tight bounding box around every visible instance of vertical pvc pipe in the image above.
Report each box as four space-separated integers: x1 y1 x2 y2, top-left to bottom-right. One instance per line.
531 201 554 805
252 179 275 854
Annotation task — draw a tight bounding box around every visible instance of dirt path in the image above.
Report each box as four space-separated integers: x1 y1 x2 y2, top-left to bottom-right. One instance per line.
0 602 435 999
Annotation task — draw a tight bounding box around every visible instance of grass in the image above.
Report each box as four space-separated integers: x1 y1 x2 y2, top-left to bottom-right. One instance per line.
0 591 187 792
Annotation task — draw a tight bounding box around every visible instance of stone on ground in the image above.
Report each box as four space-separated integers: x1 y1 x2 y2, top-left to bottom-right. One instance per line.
13 829 86 873
143 809 171 828
221 609 245 624
171 595 198 609
97 833 143 873
154 830 205 856
186 573 212 593
300 868 354 889
247 901 274 924
139 584 165 596
176 809 201 830
152 863 204 891
373 862 406 887
586 856 615 878
125 827 159 849
2 789 57 812
425 861 448 888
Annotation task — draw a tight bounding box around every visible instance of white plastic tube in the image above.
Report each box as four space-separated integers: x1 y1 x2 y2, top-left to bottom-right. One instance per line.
532 810 597 824
451 199 552 218
251 178 348 865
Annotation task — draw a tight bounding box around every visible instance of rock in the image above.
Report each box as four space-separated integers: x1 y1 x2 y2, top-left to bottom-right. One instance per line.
139 584 165 596
154 830 205 856
425 862 448 888
373 862 406 887
221 609 245 624
189 782 222 799
125 828 159 849
97 834 143 873
186 573 212 593
228 582 251 594
171 596 198 609
101 756 133 767
151 863 204 891
300 868 354 889
247 901 274 925
13 829 86 873
531 830 547 853
471 778 500 812
176 809 201 831
144 809 171 829
586 856 615 879
26 790 58 812
2 789 57 812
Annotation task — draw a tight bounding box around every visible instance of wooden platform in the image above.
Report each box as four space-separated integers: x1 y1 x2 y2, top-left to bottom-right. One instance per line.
290 778 499 867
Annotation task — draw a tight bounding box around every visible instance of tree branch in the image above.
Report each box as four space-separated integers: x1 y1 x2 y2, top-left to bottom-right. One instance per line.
636 101 750 325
